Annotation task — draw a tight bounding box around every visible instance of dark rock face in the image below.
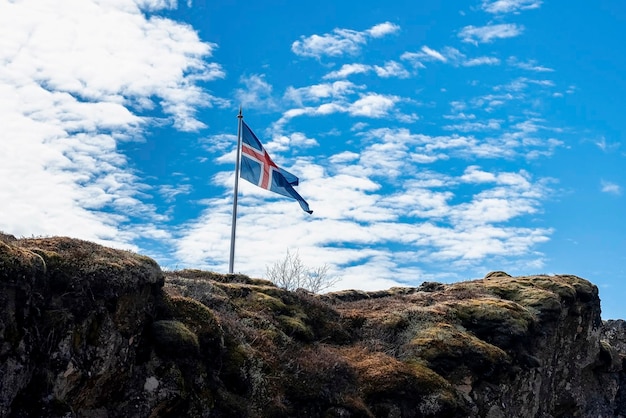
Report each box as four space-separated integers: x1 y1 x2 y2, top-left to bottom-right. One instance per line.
0 237 163 417
1 236 625 417
602 320 626 353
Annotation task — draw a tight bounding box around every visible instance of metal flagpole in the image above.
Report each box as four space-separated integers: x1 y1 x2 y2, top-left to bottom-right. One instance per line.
228 107 243 274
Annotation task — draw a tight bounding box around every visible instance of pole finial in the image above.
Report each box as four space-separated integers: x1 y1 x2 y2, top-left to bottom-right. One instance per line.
238 106 243 119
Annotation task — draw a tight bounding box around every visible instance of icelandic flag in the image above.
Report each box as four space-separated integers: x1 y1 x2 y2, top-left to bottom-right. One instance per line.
240 121 313 214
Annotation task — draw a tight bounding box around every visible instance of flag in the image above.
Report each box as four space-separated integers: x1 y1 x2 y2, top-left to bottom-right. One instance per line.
239 121 313 214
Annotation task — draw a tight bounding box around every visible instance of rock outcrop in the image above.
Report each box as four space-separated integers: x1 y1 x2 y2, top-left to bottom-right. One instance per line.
0 235 163 417
1 235 625 417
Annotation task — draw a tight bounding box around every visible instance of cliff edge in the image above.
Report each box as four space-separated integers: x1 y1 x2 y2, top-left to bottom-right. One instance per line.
1 235 625 417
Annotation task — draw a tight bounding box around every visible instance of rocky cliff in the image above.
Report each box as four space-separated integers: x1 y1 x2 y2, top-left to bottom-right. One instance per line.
1 235 625 417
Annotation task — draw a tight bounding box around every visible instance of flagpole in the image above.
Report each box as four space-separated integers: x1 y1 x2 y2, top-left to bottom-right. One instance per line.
228 107 243 274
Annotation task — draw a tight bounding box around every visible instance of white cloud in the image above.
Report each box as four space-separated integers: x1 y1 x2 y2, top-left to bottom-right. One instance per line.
400 56 426 69
373 61 411 78
594 136 621 153
443 120 502 132
159 184 192 203
459 24 524 44
461 166 533 189
323 61 409 80
275 91 402 130
235 74 276 110
364 122 562 163
482 0 542 14
284 81 360 105
508 57 554 72
0 0 220 247
494 77 555 92
421 46 447 62
367 21 401 38
470 92 517 111
2 1 224 130
135 0 178 11
348 93 400 118
292 31 364 58
292 22 400 59
270 132 319 152
401 46 464 67
323 64 371 79
463 56 501 66
329 151 360 164
444 112 476 120
601 180 622 195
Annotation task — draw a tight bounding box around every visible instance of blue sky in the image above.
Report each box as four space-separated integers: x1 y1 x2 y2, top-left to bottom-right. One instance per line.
1 0 625 318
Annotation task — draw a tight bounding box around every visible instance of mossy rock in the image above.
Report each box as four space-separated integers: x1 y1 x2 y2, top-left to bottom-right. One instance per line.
404 323 509 380
342 348 463 416
564 275 598 302
225 285 291 316
219 338 253 395
484 278 563 319
283 345 357 406
0 242 46 283
224 284 344 342
484 275 598 320
378 312 410 332
168 296 224 355
167 269 272 286
323 289 372 303
0 232 17 243
448 297 535 349
152 320 199 359
288 290 350 343
18 237 163 295
527 276 577 302
249 291 288 313
277 313 314 341
169 296 220 331
250 284 295 300
597 340 622 372
484 271 511 279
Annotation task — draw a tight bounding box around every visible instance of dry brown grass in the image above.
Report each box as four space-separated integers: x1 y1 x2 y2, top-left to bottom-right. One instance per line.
15 237 163 295
339 345 462 416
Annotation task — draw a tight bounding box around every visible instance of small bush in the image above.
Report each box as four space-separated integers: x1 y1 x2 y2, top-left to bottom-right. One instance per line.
265 250 340 293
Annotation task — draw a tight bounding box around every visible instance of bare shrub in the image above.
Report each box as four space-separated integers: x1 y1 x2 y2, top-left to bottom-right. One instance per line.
265 249 340 293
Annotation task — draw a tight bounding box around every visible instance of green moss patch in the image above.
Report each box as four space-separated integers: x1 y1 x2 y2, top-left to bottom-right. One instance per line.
404 323 509 380
342 347 462 416
249 291 288 313
448 297 535 349
169 296 221 332
277 313 314 341
527 276 577 302
484 278 562 318
151 320 199 359
168 296 224 355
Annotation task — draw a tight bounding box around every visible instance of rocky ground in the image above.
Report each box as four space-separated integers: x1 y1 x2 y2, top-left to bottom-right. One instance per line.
1 234 625 417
